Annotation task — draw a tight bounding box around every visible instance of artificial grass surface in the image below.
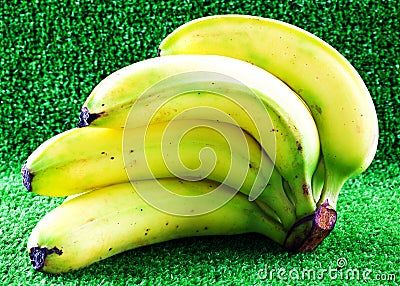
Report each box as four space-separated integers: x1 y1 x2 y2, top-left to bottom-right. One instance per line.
1 0 399 285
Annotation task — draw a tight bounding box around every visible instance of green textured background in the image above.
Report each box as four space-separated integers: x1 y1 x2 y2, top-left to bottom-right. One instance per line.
1 0 399 285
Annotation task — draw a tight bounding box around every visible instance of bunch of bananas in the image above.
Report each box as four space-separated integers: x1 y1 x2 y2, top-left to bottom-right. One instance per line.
23 15 378 273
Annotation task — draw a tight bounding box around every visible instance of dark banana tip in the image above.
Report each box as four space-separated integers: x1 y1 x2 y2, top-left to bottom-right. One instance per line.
29 246 62 271
157 48 161 57
21 164 33 192
78 107 90 127
298 199 337 252
77 107 101 128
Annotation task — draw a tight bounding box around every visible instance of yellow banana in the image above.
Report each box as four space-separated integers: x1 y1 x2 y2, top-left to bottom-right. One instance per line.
159 15 379 210
28 179 287 273
78 55 320 218
23 120 296 229
62 190 285 227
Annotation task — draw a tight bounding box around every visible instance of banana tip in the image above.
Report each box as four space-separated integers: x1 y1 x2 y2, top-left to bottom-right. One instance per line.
29 246 62 271
78 107 101 128
284 200 337 252
21 164 33 192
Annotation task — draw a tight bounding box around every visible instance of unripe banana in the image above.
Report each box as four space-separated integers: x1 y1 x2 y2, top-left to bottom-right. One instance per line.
23 120 296 229
78 55 319 218
28 179 287 273
312 157 325 203
159 15 379 209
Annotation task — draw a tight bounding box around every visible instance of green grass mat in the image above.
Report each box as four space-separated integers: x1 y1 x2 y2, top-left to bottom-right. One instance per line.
1 0 399 285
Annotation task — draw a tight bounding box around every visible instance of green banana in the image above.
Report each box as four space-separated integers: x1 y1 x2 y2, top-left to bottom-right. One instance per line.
78 55 320 218
312 157 325 203
28 179 287 273
159 15 379 211
23 120 296 229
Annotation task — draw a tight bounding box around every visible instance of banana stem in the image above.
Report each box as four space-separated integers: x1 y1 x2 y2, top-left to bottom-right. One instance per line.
255 214 287 246
317 170 346 209
298 200 337 252
293 184 316 219
254 200 283 225
284 169 344 251
283 200 337 251
257 181 297 231
311 157 325 203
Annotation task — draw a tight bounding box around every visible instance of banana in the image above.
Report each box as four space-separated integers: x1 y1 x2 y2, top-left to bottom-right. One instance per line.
77 55 320 218
159 15 379 209
312 157 325 203
22 120 296 229
28 179 287 273
63 191 285 227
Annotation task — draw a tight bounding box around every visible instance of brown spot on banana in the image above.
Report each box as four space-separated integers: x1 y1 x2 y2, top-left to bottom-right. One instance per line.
302 184 310 196
312 105 322 115
296 141 303 151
